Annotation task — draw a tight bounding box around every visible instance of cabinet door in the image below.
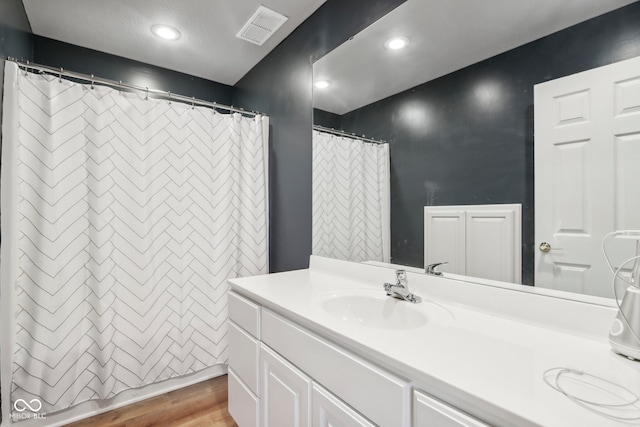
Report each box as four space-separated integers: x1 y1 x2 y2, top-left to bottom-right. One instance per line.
424 209 466 275
312 383 375 427
465 209 518 283
261 344 311 427
413 390 489 427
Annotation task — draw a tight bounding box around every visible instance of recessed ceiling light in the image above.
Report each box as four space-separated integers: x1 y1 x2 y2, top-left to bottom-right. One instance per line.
314 80 331 89
151 25 181 41
384 36 409 50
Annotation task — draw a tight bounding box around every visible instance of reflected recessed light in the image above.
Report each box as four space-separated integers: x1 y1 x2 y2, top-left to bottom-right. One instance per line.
151 24 181 41
314 80 331 89
384 36 409 50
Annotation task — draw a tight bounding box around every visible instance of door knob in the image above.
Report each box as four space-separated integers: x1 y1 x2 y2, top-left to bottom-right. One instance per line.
539 242 552 253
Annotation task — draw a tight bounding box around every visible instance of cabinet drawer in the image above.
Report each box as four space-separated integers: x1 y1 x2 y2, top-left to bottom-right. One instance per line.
262 309 408 427
413 390 489 427
312 383 375 427
228 320 259 394
229 291 260 338
228 368 260 427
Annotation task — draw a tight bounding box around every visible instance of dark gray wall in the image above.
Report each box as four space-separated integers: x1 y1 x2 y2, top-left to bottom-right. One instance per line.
0 24 31 64
313 108 341 129
33 37 234 104
335 2 640 285
234 0 406 273
0 0 33 158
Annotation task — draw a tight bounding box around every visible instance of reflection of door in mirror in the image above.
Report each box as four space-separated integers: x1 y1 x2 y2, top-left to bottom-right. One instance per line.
311 129 391 262
535 55 640 298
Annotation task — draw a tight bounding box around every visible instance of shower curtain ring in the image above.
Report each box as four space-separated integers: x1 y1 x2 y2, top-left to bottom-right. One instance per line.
59 68 63 83
145 87 149 100
119 80 122 94
168 92 171 104
192 97 195 109
90 74 95 89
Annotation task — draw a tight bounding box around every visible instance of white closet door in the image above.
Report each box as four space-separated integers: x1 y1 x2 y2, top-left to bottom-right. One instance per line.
535 55 640 297
424 209 466 274
424 205 521 283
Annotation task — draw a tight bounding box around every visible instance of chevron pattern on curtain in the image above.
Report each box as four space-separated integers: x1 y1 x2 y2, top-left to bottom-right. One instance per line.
1 63 268 414
312 130 390 263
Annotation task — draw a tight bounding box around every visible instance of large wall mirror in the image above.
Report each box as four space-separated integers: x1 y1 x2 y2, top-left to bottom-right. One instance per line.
311 0 640 299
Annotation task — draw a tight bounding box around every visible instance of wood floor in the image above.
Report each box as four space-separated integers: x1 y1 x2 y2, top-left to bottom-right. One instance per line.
65 375 237 427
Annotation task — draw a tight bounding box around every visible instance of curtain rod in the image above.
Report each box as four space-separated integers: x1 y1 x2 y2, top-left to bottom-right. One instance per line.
7 58 262 117
313 125 387 144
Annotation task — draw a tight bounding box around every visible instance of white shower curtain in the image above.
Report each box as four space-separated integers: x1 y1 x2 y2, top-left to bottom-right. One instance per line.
312 130 390 263
0 62 269 415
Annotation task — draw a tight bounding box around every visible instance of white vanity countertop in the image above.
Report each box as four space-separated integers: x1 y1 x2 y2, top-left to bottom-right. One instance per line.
229 256 640 427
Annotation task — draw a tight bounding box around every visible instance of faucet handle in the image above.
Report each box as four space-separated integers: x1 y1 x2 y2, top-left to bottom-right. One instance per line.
425 262 448 276
395 269 408 287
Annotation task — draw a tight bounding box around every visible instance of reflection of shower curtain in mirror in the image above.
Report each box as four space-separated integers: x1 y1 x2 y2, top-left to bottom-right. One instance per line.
312 130 390 263
1 62 269 415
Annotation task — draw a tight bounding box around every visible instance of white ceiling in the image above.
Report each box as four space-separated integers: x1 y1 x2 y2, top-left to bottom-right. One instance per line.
22 0 327 86
313 0 638 115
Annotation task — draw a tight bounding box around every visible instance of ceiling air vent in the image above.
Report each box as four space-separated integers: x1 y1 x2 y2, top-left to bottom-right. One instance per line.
236 5 288 46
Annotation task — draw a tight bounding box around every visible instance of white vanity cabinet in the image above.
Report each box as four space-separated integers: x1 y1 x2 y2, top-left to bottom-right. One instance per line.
227 256 637 427
228 291 490 427
228 291 389 427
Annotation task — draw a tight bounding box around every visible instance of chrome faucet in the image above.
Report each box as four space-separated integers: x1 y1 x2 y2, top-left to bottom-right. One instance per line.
383 270 422 303
425 262 448 276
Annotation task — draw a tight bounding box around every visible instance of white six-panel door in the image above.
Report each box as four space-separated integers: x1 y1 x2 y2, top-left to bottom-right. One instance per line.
535 55 640 297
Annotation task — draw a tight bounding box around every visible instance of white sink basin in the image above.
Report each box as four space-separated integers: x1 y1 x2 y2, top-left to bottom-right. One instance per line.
318 290 451 329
